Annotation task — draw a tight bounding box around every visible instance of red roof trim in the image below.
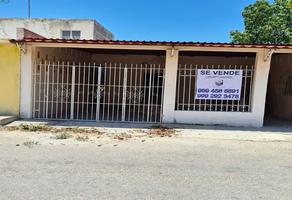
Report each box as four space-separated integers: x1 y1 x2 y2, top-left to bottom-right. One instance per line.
11 38 292 49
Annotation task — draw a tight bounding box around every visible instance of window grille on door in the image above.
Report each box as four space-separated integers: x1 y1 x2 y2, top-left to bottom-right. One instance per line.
33 61 165 123
175 64 254 112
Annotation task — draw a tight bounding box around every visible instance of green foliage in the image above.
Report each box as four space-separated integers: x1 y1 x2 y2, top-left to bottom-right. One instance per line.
230 0 292 44
20 124 44 132
75 135 89 142
55 133 71 140
23 140 39 148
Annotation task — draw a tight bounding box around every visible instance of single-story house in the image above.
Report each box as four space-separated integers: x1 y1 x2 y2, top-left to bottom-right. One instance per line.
3 29 292 127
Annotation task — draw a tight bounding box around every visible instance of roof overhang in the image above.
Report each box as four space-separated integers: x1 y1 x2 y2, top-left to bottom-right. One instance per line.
10 38 292 53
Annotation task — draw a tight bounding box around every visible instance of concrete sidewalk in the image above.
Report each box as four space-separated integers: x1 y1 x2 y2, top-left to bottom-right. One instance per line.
7 119 292 136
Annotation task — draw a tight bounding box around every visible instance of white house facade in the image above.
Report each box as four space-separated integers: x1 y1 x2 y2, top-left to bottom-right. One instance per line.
13 37 292 128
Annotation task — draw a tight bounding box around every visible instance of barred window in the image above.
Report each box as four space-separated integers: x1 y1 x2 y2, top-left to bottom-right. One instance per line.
175 52 256 112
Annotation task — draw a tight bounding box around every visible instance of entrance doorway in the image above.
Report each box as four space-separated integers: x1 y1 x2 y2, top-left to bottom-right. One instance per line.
265 53 292 125
32 48 166 123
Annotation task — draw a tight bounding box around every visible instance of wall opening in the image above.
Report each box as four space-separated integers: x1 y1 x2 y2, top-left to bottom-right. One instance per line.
265 53 292 125
33 47 166 123
175 51 256 112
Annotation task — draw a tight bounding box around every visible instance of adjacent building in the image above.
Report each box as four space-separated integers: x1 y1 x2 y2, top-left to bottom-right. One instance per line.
0 18 114 40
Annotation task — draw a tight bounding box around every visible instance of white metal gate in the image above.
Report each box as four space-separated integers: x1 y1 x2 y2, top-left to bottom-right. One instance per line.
33 62 165 123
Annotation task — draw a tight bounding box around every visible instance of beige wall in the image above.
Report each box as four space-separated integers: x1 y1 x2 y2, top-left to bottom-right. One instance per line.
266 54 292 120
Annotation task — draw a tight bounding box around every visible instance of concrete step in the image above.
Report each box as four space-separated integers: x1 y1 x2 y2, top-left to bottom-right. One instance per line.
0 116 17 126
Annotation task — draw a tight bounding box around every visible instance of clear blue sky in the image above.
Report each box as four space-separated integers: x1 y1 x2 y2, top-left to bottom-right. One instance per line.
0 0 259 42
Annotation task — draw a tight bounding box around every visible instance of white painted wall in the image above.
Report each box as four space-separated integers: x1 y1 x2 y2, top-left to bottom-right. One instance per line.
20 44 278 127
162 49 178 123
0 18 113 40
173 112 263 127
166 49 272 127
20 45 35 118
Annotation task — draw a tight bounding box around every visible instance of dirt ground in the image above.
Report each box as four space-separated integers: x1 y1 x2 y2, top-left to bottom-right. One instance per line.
0 121 292 200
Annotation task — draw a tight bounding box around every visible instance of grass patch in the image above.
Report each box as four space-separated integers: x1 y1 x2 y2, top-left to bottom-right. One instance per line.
75 135 89 142
19 124 52 132
2 124 105 136
23 140 39 148
113 133 132 140
55 132 71 140
62 127 104 135
148 126 176 137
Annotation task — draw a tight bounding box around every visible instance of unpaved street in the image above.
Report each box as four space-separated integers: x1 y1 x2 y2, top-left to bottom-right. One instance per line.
0 124 292 200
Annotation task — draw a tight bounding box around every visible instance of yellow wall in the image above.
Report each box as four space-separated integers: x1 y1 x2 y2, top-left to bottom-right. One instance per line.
0 41 20 116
